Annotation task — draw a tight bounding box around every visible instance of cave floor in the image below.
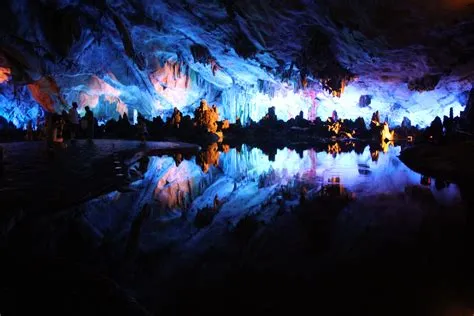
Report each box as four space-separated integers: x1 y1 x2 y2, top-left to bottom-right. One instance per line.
1 141 474 316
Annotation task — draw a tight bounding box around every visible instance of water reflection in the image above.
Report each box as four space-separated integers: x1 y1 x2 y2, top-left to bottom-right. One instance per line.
215 144 458 199
14 141 467 316
73 141 462 239
123 142 460 216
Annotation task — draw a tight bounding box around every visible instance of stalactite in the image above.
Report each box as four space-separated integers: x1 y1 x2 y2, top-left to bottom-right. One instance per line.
185 64 190 89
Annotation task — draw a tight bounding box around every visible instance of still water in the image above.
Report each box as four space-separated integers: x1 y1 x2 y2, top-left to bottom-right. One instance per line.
73 142 462 253
115 143 461 214
11 142 469 315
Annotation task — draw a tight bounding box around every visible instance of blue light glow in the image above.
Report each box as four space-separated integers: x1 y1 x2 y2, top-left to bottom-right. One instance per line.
1 74 470 128
1 0 471 129
0 84 43 128
77 144 461 231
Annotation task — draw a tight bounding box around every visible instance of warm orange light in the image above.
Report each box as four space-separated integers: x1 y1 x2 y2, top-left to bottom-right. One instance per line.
221 119 230 130
328 119 342 135
221 144 230 153
328 119 354 138
381 122 395 142
381 140 394 153
27 76 62 112
197 143 220 173
328 143 341 155
380 122 395 153
0 67 11 84
371 150 379 162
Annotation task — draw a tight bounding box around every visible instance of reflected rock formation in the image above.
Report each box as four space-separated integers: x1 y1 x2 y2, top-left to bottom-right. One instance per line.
73 144 461 247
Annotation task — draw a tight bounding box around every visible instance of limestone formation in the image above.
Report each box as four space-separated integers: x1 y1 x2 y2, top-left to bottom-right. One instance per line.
194 99 219 134
170 107 182 128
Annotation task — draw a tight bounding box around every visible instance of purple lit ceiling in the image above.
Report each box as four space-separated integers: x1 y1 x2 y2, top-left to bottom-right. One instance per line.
1 0 474 127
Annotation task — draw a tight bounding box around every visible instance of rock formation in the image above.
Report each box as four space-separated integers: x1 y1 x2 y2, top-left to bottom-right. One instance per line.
0 0 473 128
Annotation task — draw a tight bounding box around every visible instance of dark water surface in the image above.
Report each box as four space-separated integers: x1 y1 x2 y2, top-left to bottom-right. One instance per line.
0 140 199 214
1 140 473 316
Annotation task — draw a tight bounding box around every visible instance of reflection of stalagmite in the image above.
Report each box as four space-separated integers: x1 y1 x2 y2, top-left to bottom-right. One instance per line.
213 194 220 210
196 143 220 173
371 149 379 162
173 153 183 166
327 119 342 135
327 143 341 156
124 204 151 262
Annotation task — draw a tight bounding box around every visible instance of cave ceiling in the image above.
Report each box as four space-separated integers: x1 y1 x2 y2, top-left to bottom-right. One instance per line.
1 0 474 126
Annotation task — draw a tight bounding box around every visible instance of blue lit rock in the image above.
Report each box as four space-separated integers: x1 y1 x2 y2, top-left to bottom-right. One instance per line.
1 0 473 127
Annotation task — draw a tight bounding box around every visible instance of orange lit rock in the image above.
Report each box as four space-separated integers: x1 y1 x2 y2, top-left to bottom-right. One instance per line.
0 67 11 84
27 76 64 112
381 122 395 142
196 143 220 173
194 99 219 133
221 119 230 130
221 144 230 153
328 143 342 156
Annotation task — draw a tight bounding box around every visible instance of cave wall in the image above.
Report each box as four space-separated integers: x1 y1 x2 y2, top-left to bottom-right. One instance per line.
1 0 473 128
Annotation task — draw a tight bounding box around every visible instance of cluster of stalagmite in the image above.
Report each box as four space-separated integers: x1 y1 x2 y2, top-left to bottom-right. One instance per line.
194 99 219 134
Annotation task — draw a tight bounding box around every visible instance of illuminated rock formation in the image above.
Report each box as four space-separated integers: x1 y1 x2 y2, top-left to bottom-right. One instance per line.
0 0 473 127
0 67 11 84
369 111 395 144
194 99 219 134
170 107 182 128
196 143 220 173
381 123 395 143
